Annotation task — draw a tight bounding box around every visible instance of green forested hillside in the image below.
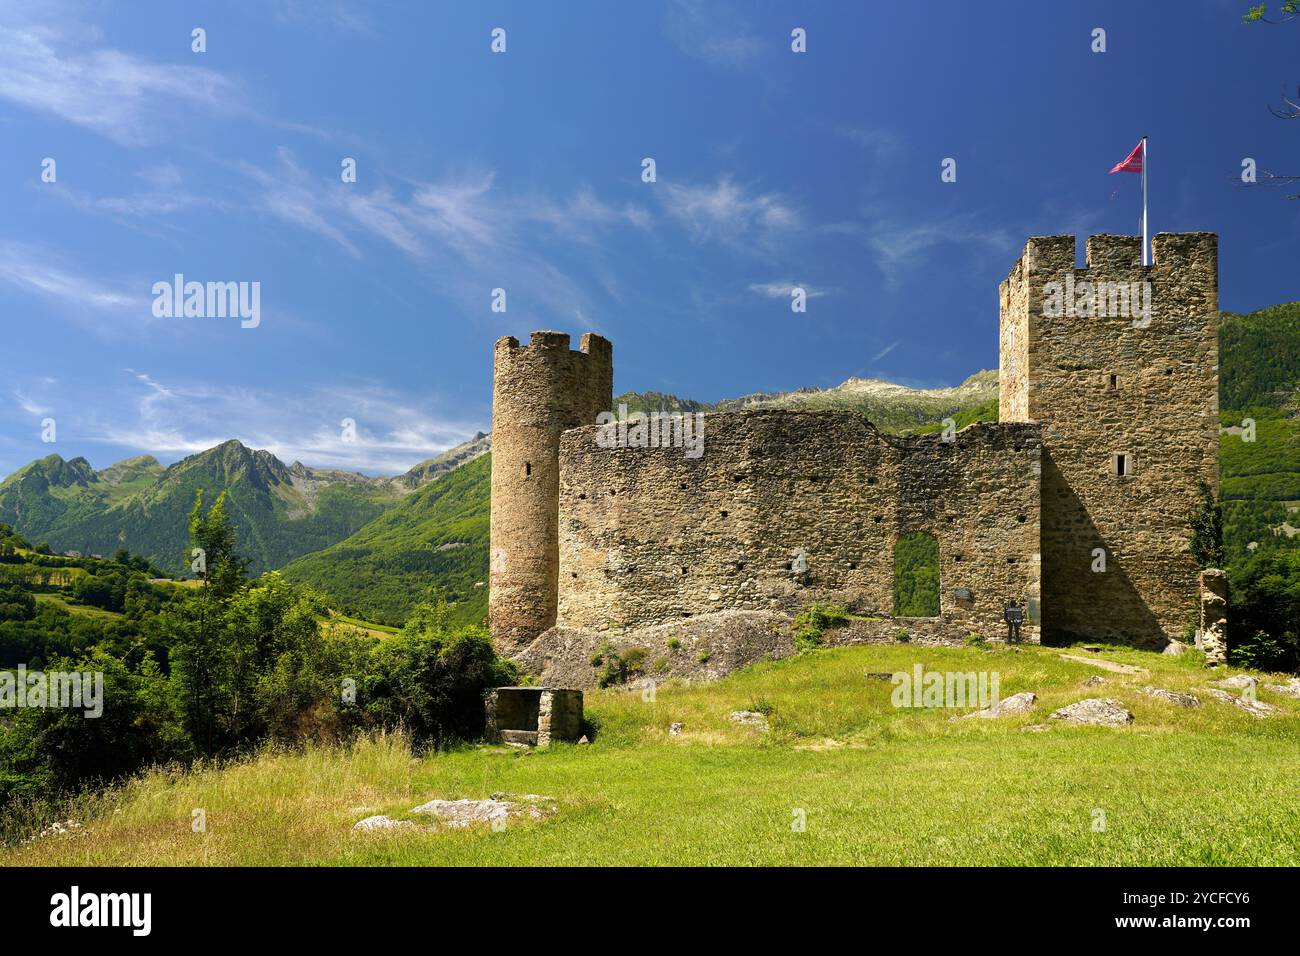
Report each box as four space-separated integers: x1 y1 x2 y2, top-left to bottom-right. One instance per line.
0 441 401 575
280 454 490 626
1218 302 1300 564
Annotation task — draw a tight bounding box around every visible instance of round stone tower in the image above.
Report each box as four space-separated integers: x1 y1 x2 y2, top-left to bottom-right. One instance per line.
489 331 613 654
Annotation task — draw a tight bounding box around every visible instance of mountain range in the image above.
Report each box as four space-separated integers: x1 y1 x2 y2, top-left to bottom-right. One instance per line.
0 433 489 576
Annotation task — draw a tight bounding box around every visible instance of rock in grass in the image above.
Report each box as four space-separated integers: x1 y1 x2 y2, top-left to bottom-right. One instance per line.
1161 640 1188 657
353 815 418 832
962 691 1036 719
1049 698 1134 726
1141 687 1200 708
411 796 555 828
1211 675 1258 691
1199 688 1278 718
1264 679 1300 699
669 722 684 735
729 710 770 730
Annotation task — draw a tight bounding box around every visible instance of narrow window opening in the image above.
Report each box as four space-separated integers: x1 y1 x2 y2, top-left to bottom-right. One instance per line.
524 461 532 477
1116 453 1129 477
1108 374 1118 390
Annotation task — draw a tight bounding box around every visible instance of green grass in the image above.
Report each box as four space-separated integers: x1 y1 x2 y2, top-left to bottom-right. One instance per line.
6 643 1298 866
32 592 123 620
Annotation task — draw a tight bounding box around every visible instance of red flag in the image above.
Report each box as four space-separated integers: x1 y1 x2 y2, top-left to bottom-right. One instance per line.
1109 140 1144 174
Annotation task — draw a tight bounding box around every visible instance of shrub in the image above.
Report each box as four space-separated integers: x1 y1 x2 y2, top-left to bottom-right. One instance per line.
1228 549 1300 673
362 606 517 746
895 628 910 643
696 650 712 664
596 646 649 688
666 636 682 652
793 602 850 651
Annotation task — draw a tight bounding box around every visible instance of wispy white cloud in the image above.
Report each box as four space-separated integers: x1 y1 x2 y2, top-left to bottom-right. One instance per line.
82 371 483 475
0 241 146 332
0 3 241 146
11 389 52 417
48 163 224 219
270 0 371 33
870 340 901 363
836 125 902 164
665 0 763 68
661 177 800 246
748 281 830 299
230 149 658 326
862 206 1014 288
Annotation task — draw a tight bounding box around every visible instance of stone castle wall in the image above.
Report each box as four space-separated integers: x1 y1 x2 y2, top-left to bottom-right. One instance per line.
488 231 1218 660
555 410 1042 642
999 233 1219 646
488 331 612 654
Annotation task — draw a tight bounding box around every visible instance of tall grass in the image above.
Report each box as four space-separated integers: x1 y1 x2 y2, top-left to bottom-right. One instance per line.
4 645 1298 866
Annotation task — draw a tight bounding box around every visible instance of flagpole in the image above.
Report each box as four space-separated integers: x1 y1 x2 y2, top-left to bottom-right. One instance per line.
1141 136 1149 266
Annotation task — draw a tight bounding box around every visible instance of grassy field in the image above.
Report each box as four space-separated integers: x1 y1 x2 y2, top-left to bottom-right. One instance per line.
32 592 124 620
5 643 1299 866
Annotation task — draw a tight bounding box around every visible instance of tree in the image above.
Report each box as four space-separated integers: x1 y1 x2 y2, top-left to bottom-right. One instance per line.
170 491 250 755
1189 481 1225 569
187 490 248 600
1229 549 1300 671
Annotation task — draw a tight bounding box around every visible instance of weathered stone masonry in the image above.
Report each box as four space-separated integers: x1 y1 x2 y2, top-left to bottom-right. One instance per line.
557 411 1041 642
489 232 1218 662
1000 233 1218 647
488 332 612 655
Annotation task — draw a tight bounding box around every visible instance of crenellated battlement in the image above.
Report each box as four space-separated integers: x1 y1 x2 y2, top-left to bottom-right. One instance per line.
495 330 611 359
1003 232 1218 284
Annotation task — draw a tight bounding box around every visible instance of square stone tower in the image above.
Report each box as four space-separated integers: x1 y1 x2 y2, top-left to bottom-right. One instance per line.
999 233 1219 646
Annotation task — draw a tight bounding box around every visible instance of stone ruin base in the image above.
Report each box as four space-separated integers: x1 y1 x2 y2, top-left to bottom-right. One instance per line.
485 687 584 747
512 609 1036 689
1195 568 1228 667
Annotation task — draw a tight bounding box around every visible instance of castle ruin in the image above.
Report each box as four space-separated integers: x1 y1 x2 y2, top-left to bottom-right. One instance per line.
488 233 1219 676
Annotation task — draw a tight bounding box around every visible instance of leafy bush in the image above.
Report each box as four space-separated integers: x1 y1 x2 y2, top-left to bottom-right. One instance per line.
596 645 648 688
793 602 850 651
1229 549 1300 672
361 603 515 747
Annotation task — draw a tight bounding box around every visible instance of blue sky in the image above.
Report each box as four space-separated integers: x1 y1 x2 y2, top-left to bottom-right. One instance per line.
1 0 1296 476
